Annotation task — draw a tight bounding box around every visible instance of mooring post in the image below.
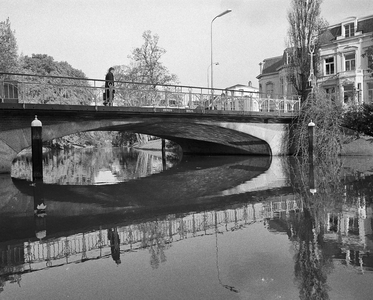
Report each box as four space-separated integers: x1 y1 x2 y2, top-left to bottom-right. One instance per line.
162 138 166 170
308 120 315 161
308 120 316 194
31 115 43 182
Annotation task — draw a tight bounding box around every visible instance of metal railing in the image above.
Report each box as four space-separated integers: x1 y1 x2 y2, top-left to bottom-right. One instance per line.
0 72 301 115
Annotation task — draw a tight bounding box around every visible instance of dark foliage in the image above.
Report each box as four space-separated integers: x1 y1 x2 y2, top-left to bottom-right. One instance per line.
343 103 373 136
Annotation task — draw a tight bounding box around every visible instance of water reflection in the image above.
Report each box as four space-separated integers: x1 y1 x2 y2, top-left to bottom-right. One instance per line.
11 147 180 184
1 150 373 299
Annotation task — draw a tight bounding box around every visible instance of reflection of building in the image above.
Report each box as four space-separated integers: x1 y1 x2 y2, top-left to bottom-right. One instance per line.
324 197 373 272
2 196 373 292
257 14 373 105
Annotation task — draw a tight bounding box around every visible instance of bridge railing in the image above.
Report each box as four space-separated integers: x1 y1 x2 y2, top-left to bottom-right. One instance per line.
0 72 300 115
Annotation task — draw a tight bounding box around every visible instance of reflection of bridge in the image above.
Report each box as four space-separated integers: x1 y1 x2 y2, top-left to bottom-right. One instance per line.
0 198 302 277
0 73 300 173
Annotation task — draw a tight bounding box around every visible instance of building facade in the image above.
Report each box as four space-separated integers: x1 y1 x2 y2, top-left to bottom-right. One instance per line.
256 50 298 101
224 81 260 111
257 14 373 105
318 15 373 104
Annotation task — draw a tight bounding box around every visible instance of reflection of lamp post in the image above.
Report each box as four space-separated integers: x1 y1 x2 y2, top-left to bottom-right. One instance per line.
215 212 239 294
211 9 232 93
207 62 219 89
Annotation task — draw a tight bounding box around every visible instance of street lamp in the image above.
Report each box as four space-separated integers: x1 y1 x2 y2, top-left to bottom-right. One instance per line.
308 37 316 90
210 9 232 93
207 62 219 89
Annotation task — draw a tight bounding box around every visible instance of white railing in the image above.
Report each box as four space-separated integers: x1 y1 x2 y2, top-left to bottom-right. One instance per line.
0 72 300 115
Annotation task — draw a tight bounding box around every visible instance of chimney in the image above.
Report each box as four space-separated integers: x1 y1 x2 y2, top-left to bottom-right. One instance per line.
259 62 263 74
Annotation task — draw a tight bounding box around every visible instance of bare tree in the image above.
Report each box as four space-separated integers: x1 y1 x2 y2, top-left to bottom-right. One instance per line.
287 0 327 101
113 31 179 146
126 30 178 87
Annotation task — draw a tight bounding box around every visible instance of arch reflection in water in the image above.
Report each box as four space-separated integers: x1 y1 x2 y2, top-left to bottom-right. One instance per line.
11 147 180 184
2 153 373 299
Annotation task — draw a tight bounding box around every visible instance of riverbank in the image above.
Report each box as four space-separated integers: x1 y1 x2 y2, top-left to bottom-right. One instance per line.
341 134 373 156
133 139 165 151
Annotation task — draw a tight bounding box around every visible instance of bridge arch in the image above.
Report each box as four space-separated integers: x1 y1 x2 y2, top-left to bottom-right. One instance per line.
0 105 293 173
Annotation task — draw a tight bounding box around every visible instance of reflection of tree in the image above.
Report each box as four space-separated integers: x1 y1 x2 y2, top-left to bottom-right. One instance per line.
138 222 169 269
288 157 345 300
0 265 23 295
290 209 331 300
11 147 179 184
287 156 373 298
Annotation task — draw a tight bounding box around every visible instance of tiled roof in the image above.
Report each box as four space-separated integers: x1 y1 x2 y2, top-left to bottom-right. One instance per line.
319 26 341 45
320 15 373 45
261 56 283 75
358 17 373 33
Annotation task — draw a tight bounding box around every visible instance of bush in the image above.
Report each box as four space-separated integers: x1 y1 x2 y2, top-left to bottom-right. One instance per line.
343 103 373 136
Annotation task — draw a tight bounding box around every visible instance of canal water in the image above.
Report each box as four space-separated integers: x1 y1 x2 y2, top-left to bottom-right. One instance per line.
1 147 373 300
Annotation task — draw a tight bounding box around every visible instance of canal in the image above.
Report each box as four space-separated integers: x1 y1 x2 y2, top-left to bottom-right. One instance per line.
1 147 373 299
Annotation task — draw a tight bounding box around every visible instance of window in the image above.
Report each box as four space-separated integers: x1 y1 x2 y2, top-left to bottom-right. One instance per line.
345 53 355 71
368 54 373 71
286 52 293 65
368 82 373 103
325 57 335 75
266 82 274 98
280 77 284 95
325 87 336 101
344 85 354 104
344 23 355 38
325 87 337 102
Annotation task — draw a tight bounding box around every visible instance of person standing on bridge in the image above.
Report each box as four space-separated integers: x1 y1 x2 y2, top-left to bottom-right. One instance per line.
104 67 115 106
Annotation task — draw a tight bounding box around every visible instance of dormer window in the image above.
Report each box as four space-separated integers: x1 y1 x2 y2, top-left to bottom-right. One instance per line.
286 52 293 65
344 22 355 37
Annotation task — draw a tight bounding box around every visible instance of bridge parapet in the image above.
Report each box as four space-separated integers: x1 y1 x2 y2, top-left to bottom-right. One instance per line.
0 72 300 115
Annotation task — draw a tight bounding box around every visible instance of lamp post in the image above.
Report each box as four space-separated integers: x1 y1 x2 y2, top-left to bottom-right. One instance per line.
207 62 219 89
308 37 316 91
210 9 232 93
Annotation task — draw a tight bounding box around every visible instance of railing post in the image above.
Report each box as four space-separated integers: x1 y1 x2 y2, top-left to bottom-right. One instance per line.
165 90 169 107
200 89 205 112
188 88 192 108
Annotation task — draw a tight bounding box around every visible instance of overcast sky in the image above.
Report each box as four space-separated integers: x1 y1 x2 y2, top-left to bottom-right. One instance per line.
1 0 373 89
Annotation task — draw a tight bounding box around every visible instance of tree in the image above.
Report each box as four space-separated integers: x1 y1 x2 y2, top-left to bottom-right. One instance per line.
113 31 179 146
20 54 91 105
126 30 178 86
286 0 328 101
0 18 19 73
